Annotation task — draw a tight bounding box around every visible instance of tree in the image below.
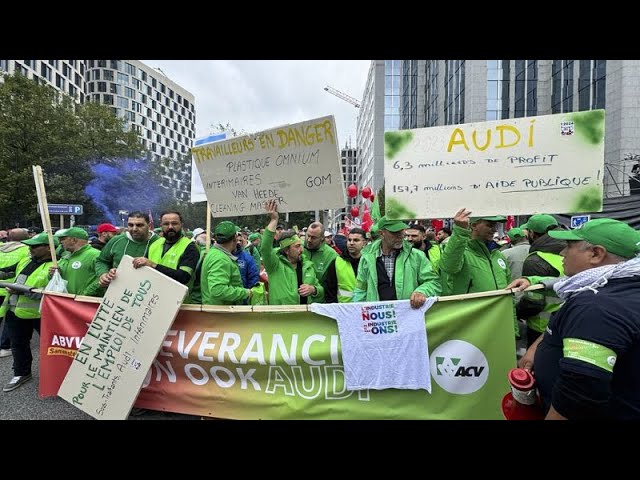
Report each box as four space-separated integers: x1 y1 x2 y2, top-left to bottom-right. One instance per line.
0 72 145 228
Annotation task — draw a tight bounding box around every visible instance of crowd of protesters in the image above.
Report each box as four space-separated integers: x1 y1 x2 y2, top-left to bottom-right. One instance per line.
1 201 639 421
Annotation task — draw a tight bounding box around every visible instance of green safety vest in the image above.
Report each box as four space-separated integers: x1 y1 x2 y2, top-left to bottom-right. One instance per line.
0 245 30 317
148 236 194 301
10 257 53 319
335 257 356 303
526 251 564 333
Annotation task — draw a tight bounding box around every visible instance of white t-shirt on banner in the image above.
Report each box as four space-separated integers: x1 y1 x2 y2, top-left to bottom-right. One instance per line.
310 299 435 392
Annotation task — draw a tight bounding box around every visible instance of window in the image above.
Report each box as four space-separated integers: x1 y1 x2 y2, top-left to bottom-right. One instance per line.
41 63 52 81
56 74 66 90
117 96 129 108
132 78 141 89
117 72 129 84
125 87 135 98
103 94 114 105
93 69 101 80
110 83 121 95
103 70 114 81
97 81 107 92
125 63 136 76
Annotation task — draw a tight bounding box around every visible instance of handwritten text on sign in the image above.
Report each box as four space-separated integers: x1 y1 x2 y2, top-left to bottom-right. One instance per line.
384 110 605 219
57 255 187 420
192 116 346 217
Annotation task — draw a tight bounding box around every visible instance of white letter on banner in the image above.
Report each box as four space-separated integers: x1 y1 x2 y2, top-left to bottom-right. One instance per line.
198 332 219 361
159 330 177 357
178 331 203 359
270 334 298 366
218 333 241 364
210 366 236 388
185 363 209 385
265 366 295 395
152 359 176 382
325 366 352 400
240 333 266 365
302 335 326 366
236 368 261 390
291 366 323 399
330 335 340 365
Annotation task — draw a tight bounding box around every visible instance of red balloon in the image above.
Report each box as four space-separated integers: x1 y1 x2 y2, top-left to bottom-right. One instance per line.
350 206 360 217
361 186 372 199
370 194 375 202
347 184 358 198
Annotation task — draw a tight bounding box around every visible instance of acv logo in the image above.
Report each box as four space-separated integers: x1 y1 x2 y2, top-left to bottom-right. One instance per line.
430 340 489 394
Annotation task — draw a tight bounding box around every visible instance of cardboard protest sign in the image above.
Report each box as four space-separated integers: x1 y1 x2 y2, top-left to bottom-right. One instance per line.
385 110 605 219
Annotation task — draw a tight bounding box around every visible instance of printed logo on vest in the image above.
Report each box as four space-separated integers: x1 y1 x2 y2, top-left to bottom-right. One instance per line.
497 259 506 269
71 261 82 270
430 340 489 394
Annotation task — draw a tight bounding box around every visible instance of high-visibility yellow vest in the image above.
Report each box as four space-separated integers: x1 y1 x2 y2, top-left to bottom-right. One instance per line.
335 256 356 303
10 257 53 319
0 245 29 317
526 251 564 333
149 236 194 302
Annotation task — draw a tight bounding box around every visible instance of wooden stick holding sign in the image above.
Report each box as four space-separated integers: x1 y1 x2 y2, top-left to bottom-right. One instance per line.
206 202 212 252
32 165 58 268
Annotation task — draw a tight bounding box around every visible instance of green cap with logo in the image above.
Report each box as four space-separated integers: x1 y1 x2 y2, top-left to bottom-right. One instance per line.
248 233 261 242
548 218 640 259
54 227 88 240
507 227 525 242
22 232 59 247
520 214 558 234
214 221 237 242
469 215 507 223
377 216 410 232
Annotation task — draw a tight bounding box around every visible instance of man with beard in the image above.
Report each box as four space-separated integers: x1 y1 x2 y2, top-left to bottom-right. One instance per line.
405 224 441 272
353 217 440 306
132 211 200 294
324 228 366 303
96 211 160 290
90 223 118 251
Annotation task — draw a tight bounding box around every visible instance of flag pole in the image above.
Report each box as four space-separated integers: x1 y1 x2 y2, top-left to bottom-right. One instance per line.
32 166 58 268
206 203 212 252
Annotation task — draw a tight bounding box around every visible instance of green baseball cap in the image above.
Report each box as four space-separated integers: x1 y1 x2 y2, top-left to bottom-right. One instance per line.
469 215 507 223
377 216 410 232
548 218 640 259
214 221 237 242
521 214 558 234
54 227 88 240
248 233 261 242
23 232 59 247
507 227 525 242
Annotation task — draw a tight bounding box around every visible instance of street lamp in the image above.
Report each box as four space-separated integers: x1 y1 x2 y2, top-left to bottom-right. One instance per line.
118 210 129 228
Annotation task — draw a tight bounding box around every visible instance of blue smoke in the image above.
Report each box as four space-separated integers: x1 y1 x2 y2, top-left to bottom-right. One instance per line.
85 158 167 225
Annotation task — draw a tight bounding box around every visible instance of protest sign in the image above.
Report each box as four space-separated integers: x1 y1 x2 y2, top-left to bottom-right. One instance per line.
385 110 605 219
56 255 187 419
191 116 345 217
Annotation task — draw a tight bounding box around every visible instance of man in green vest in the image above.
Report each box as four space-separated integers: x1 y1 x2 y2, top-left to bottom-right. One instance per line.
50 227 103 296
303 220 338 303
261 200 323 305
132 211 200 295
0 228 30 358
0 232 57 392
516 214 567 347
324 228 366 303
201 221 253 306
353 217 441 305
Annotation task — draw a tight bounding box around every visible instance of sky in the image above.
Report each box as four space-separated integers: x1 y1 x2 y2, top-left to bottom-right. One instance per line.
141 60 371 147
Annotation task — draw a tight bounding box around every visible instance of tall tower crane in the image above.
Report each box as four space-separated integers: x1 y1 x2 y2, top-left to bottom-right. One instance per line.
324 85 361 108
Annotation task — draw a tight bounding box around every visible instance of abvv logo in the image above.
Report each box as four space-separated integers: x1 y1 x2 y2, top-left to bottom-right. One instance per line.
430 340 489 394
